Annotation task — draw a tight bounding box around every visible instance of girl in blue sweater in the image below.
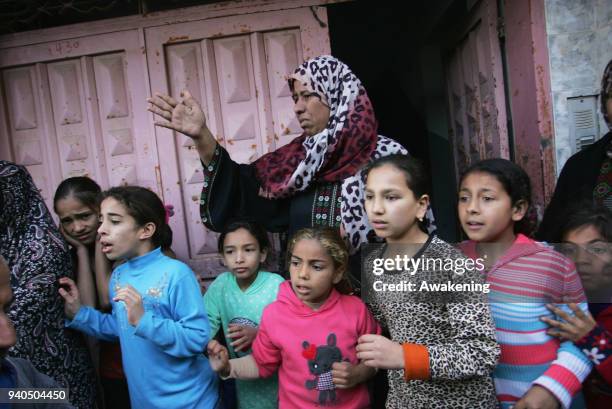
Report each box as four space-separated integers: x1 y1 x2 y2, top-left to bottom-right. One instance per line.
59 186 218 409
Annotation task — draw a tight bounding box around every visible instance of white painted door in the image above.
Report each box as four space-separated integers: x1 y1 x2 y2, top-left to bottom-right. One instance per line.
146 7 331 274
0 30 156 212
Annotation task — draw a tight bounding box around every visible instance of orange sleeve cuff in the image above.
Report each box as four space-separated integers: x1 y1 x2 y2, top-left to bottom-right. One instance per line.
402 343 430 381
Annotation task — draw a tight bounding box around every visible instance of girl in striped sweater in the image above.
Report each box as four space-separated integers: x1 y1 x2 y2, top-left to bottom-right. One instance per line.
458 158 592 409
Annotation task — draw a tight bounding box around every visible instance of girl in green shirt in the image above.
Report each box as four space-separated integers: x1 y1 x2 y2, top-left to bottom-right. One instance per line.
205 219 283 409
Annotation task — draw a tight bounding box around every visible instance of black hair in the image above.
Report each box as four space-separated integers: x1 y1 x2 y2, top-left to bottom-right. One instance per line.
217 218 270 254
53 176 101 213
363 154 431 232
101 186 172 250
559 202 612 243
459 158 533 235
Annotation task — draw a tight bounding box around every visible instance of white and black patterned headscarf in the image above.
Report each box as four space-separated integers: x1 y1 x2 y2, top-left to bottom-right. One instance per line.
253 56 407 252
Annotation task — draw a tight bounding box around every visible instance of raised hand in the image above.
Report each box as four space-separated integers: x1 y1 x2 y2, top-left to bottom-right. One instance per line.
207 340 230 377
148 90 217 164
148 90 208 140
228 324 258 352
58 277 82 319
113 285 145 326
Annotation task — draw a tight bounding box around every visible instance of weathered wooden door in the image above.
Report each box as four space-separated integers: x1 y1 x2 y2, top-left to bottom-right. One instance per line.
445 0 509 178
145 7 331 273
0 30 155 212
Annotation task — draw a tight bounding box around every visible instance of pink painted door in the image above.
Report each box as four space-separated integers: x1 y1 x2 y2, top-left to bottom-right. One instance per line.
0 30 156 213
146 7 331 274
445 0 509 178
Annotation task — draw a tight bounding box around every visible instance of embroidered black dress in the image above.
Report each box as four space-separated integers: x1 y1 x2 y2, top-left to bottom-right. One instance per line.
200 145 343 239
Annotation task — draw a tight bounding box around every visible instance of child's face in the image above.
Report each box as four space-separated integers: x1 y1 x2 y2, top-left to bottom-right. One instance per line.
222 228 266 285
289 238 342 309
98 197 151 261
561 224 612 295
56 196 99 246
458 171 525 243
364 164 429 243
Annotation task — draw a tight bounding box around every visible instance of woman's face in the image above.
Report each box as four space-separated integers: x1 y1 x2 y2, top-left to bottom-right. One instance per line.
292 81 330 136
55 196 99 246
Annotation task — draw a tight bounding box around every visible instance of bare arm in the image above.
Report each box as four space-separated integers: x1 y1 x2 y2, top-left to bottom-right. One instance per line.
147 90 218 165
60 226 96 307
94 237 112 309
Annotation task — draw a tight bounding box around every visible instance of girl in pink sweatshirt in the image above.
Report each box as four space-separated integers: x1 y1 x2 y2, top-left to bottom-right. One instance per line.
208 227 380 409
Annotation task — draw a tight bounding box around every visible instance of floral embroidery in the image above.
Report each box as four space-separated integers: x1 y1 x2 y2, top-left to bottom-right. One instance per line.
582 347 606 365
311 182 341 229
146 272 170 299
577 324 612 366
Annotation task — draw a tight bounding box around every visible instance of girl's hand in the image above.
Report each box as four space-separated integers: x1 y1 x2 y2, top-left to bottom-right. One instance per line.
59 225 86 251
540 303 596 342
511 385 559 409
58 277 81 319
147 91 208 140
228 324 258 352
332 361 375 389
356 334 404 370
113 285 144 326
207 340 230 377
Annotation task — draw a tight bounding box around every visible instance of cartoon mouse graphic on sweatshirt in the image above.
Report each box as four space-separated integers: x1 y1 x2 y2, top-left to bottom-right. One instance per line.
302 333 345 405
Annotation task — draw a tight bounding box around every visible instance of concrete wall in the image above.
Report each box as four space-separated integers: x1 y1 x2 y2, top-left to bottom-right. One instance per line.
546 0 612 174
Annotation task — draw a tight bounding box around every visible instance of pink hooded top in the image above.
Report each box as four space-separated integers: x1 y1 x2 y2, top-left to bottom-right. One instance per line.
252 281 380 409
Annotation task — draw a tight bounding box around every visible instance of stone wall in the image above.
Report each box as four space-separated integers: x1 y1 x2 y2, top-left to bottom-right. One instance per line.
545 0 611 173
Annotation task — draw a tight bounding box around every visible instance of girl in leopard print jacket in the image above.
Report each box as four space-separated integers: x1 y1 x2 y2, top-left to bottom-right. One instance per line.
357 154 500 409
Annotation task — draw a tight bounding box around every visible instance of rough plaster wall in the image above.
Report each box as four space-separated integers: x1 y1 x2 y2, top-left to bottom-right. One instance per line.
545 0 612 175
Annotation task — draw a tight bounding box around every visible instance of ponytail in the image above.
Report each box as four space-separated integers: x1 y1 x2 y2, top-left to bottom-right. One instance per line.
159 224 173 251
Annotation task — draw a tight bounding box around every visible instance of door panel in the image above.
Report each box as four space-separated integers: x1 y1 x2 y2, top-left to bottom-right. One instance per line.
0 30 153 214
445 0 509 179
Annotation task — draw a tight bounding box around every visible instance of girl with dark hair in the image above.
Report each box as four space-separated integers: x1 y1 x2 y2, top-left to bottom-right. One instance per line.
358 154 499 409
54 177 108 309
458 158 591 409
541 204 612 408
53 176 130 409
204 219 283 409
207 227 380 409
58 186 219 408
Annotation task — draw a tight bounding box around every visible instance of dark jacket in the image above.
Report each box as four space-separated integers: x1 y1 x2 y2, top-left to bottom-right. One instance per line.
1 357 74 409
537 131 612 242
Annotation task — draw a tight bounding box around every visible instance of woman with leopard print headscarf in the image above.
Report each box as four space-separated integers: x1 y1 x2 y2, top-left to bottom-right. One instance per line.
148 55 418 279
